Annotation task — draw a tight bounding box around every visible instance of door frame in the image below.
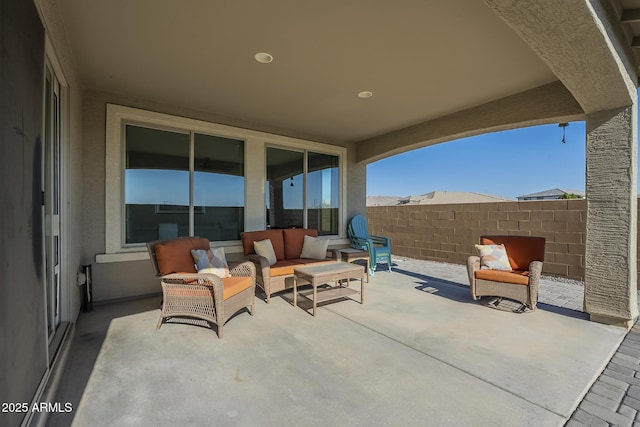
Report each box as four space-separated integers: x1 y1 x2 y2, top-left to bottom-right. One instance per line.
43 37 70 365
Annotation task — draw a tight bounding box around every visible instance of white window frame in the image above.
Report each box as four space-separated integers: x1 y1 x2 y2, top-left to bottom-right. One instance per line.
103 104 347 259
265 144 342 234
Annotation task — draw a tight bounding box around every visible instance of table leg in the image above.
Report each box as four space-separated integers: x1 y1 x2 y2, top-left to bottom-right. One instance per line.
312 280 317 316
293 275 297 307
361 275 364 304
366 259 370 283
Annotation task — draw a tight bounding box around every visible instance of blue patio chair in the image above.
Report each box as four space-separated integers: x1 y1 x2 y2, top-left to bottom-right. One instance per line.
347 215 391 275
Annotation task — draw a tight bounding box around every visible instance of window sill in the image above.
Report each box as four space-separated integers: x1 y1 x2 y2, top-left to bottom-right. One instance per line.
95 238 351 264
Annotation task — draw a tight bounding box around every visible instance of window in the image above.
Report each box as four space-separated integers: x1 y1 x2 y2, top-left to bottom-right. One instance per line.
104 104 346 256
306 152 339 234
266 147 339 235
124 124 244 244
193 133 244 241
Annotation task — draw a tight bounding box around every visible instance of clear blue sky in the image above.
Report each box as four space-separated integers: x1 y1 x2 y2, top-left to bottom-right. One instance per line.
367 121 590 200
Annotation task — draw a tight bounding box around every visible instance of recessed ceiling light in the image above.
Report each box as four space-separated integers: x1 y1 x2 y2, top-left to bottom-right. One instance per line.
254 52 274 64
358 91 373 98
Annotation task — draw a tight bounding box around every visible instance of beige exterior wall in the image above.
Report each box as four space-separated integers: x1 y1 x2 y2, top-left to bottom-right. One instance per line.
82 90 364 302
367 199 589 281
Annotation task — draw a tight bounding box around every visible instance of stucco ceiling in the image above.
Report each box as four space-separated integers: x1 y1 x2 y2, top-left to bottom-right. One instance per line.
58 0 557 144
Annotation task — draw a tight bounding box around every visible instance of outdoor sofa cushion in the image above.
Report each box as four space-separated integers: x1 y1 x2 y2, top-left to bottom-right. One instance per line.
242 228 320 261
480 236 545 271
254 239 277 265
268 259 335 277
155 237 210 275
283 228 318 259
300 235 329 259
241 229 286 260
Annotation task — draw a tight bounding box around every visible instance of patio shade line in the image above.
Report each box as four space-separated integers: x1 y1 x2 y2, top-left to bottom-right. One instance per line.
324 306 568 419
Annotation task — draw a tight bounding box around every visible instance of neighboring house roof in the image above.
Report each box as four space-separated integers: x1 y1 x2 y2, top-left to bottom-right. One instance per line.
367 191 512 206
517 188 585 199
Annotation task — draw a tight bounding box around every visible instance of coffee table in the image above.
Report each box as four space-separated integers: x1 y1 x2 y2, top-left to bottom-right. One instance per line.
293 261 365 316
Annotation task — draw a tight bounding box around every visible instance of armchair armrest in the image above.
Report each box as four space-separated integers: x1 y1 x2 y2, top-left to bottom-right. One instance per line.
528 260 543 284
160 272 224 296
228 260 256 281
467 255 480 273
371 235 391 247
467 256 480 299
350 236 374 251
245 254 271 288
246 253 269 268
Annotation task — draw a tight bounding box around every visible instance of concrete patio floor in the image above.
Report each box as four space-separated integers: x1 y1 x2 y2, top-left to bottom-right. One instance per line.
47 259 626 427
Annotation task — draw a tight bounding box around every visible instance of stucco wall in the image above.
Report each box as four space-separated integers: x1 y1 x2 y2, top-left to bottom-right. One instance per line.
367 199 588 281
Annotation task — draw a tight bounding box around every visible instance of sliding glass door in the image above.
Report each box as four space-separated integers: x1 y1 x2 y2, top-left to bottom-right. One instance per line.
43 62 63 346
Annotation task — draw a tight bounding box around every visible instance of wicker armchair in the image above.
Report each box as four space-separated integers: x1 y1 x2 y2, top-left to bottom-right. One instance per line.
467 235 545 311
147 237 256 338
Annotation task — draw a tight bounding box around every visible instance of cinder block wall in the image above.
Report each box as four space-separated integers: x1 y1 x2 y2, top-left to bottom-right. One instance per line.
367 199 587 280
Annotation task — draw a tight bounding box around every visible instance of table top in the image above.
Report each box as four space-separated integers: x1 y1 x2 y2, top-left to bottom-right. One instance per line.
294 261 364 278
338 248 368 254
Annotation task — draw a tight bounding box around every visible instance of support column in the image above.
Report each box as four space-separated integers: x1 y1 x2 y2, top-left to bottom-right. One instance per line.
585 103 638 328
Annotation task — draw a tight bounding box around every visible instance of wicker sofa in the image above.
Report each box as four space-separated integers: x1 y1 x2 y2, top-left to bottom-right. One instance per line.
467 235 545 311
241 228 335 303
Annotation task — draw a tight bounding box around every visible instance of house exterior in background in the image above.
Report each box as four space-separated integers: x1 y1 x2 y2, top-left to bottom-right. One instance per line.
2 1 640 425
517 188 586 200
368 191 512 206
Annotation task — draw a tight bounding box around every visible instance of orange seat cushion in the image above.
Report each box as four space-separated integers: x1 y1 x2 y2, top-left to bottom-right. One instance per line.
165 276 252 300
221 276 253 300
155 237 210 275
241 230 286 260
268 259 335 277
475 269 530 286
269 260 300 277
283 228 318 259
287 259 334 267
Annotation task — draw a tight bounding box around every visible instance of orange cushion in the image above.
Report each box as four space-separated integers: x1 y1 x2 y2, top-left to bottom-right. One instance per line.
287 259 334 267
268 259 335 277
164 276 252 300
481 236 545 271
269 260 300 277
475 269 530 286
241 230 285 260
221 276 253 300
155 237 210 275
283 228 318 259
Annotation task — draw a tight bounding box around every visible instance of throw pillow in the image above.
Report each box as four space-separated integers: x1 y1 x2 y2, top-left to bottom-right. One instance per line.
254 239 277 266
191 247 231 278
300 235 329 260
475 244 512 271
